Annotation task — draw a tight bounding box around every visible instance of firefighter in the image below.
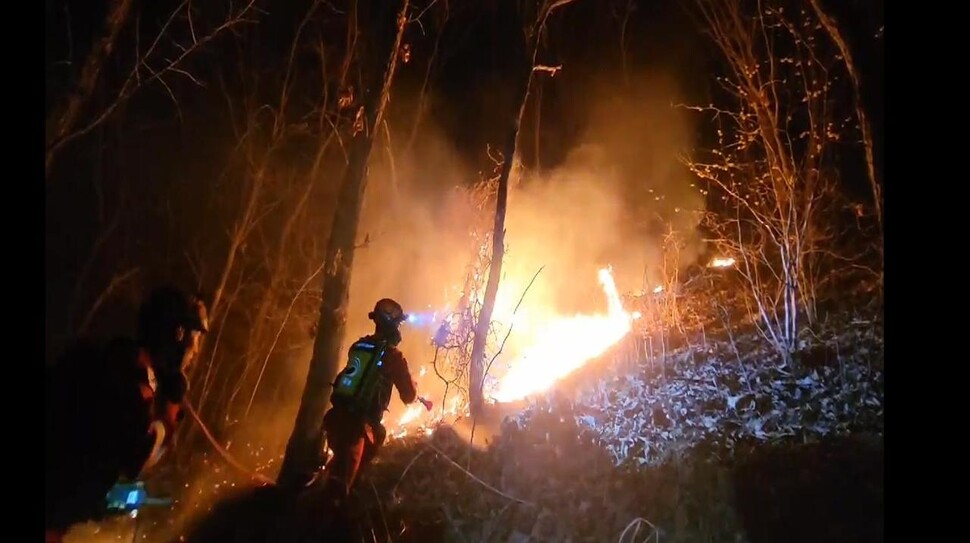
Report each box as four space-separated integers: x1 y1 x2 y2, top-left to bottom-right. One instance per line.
45 285 208 542
320 298 426 509
134 285 209 448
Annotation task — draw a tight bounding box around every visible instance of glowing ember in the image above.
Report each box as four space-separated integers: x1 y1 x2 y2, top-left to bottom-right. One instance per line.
491 268 633 402
709 256 735 268
384 268 634 437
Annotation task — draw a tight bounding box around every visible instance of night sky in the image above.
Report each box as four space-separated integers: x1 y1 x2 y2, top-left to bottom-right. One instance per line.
44 0 883 358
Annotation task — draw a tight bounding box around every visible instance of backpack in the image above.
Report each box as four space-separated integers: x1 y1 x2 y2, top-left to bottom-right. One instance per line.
330 339 389 414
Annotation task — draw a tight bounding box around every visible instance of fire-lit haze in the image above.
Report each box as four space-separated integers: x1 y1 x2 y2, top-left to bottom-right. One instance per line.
52 56 712 543
246 71 704 445
327 71 705 434
492 267 633 402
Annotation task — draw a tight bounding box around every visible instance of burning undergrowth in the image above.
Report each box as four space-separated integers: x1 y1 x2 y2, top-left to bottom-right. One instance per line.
340 69 705 433
351 297 883 543
72 64 883 541
138 274 883 543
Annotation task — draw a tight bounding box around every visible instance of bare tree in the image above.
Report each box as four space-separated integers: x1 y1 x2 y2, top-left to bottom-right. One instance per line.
468 0 578 416
216 1 338 420
611 0 637 86
46 0 134 180
807 0 881 238
422 175 502 414
405 0 450 155
277 0 412 488
45 0 261 180
176 0 356 458
684 0 847 363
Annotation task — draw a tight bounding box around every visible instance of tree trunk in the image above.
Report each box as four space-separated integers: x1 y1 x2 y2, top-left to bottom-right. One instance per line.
276 0 410 488
469 0 573 415
46 0 134 180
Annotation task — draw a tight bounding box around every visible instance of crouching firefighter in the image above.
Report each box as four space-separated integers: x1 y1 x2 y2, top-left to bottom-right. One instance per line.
45 285 208 542
320 298 427 509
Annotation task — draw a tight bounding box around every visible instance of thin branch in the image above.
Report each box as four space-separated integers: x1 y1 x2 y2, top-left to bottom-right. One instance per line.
617 516 659 543
411 0 440 23
425 442 534 506
391 449 426 497
482 265 544 400
468 265 544 462
243 259 328 418
47 0 261 169
369 480 393 542
807 0 882 235
532 64 562 76
76 268 140 336
183 401 275 486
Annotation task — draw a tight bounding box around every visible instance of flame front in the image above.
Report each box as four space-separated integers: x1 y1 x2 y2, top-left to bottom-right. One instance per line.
384 267 634 437
491 268 632 402
397 403 425 427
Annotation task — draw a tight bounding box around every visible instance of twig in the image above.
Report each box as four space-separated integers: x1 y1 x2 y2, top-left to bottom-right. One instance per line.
835 337 845 387
483 265 545 391
425 442 534 506
715 301 752 393
243 259 327 417
440 504 471 543
469 265 545 458
533 64 562 76
391 449 426 496
411 0 439 24
183 401 275 486
370 480 392 543
482 501 515 542
76 267 139 335
545 0 580 17
195 293 235 414
617 516 660 543
68 194 124 332
48 0 261 164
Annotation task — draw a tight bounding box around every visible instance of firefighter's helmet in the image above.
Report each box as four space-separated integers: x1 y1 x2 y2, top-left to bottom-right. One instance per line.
368 298 407 327
138 285 209 342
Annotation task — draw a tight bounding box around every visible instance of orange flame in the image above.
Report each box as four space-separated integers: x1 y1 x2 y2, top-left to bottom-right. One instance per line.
385 268 634 437
709 256 735 268
397 403 425 427
491 268 633 402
